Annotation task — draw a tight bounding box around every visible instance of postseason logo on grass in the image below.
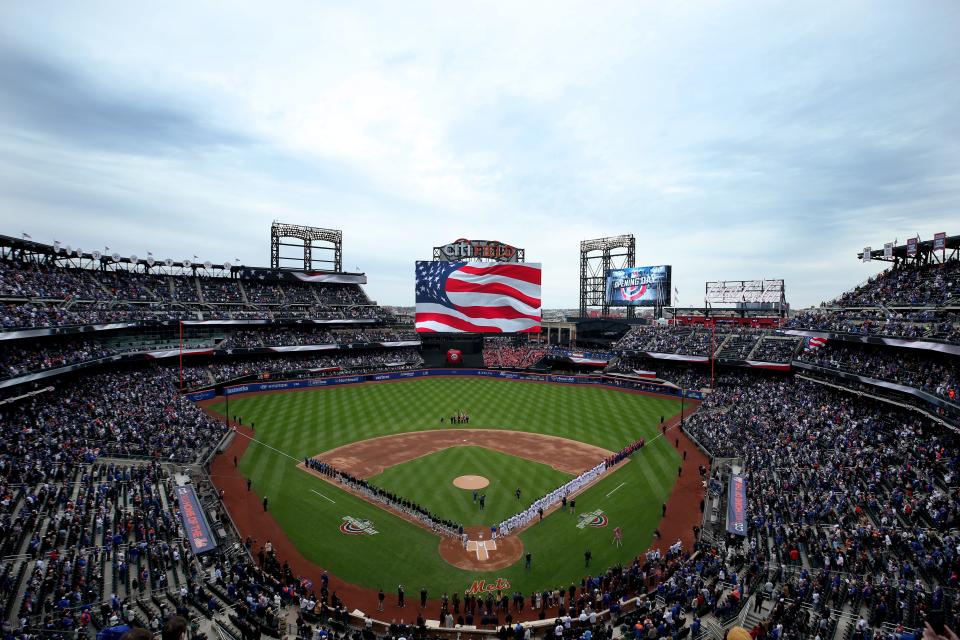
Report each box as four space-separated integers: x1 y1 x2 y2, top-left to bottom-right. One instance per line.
576 510 609 529
339 516 379 536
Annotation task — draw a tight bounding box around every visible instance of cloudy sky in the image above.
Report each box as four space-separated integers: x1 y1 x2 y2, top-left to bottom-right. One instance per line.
0 1 957 309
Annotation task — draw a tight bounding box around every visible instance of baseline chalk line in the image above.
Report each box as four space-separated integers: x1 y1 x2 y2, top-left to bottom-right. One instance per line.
605 482 627 498
311 489 336 504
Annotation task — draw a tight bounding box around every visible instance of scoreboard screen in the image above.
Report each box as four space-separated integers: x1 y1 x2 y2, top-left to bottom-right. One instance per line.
605 265 671 307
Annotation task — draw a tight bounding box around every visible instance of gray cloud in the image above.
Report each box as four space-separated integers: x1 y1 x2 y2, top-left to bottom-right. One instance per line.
0 2 958 309
0 45 250 153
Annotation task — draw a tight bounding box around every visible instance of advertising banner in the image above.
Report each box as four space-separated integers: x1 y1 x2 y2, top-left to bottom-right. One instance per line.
934 232 947 251
215 368 702 399
705 280 784 304
781 329 960 356
240 267 367 284
0 323 138 341
791 360 960 413
726 475 747 537
605 265 672 307
176 485 217 554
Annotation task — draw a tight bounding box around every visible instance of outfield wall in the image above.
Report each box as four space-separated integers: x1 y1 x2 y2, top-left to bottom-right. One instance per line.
185 368 705 402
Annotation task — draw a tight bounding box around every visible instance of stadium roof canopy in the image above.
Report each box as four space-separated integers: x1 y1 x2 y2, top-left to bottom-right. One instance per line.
857 234 959 264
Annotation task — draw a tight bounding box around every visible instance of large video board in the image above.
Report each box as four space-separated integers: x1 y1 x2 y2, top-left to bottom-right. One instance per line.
605 265 672 307
415 261 542 333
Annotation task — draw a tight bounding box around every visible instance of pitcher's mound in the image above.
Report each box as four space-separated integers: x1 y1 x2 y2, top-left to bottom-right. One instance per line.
453 475 489 489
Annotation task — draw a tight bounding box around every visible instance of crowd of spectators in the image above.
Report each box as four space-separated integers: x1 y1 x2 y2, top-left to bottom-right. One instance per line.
206 539 346 640
714 333 762 360
483 339 547 369
747 337 802 363
197 277 242 304
787 309 960 344
0 301 389 329
2 460 206 635
606 359 715 390
4 359 960 637
0 338 116 380
683 373 960 632
219 328 417 349
830 261 960 307
0 452 352 640
0 367 226 462
171 276 201 303
179 348 424 388
0 261 103 300
614 327 723 357
0 326 421 383
797 342 959 403
0 257 385 330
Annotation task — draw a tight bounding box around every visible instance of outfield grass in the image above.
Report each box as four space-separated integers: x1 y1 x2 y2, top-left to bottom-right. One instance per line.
369 446 573 527
209 378 681 594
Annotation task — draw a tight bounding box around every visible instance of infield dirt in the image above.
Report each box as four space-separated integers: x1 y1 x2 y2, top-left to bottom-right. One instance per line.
201 385 706 622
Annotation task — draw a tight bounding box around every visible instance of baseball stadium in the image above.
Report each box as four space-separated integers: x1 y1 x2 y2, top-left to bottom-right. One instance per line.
1 227 958 640
1 5 959 640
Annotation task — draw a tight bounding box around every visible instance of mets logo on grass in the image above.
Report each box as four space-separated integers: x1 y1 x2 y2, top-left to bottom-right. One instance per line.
464 577 511 596
339 516 379 536
576 509 608 529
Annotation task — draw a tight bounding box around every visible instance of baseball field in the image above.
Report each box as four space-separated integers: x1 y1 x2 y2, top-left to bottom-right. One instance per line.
207 377 688 597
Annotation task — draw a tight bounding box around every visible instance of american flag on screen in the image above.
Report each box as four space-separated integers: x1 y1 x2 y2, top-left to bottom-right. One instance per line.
415 261 542 333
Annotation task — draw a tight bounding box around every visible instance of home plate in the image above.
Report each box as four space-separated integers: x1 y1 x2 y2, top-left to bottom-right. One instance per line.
466 539 497 561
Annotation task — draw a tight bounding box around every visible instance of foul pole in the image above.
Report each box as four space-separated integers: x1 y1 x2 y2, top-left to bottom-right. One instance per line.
710 324 716 389
179 321 183 390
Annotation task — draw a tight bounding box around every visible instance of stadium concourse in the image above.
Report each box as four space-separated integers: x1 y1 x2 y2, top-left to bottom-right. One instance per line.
0 237 959 640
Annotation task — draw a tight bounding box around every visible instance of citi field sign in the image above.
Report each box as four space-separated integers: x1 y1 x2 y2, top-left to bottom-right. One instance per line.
436 239 520 262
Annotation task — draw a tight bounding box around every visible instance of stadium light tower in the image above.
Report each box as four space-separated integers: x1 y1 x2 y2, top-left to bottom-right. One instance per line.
579 235 636 318
270 222 342 272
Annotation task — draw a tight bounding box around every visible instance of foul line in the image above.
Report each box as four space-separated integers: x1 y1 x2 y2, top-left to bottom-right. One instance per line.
231 428 301 462
601 407 695 500
232 427 338 504
605 482 627 498
311 489 336 504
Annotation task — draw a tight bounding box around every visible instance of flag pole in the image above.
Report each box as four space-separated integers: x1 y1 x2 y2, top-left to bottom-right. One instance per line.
179 320 183 391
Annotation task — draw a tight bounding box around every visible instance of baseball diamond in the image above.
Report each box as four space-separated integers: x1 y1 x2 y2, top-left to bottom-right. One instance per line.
203 376 697 603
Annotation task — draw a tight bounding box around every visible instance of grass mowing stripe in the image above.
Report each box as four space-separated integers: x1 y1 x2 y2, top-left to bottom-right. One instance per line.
212 378 684 594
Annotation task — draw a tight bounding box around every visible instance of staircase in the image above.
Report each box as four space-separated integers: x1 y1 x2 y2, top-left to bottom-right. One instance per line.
713 333 733 358
745 337 764 360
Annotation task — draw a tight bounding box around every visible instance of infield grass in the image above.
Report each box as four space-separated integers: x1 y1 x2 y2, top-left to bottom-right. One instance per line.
209 377 682 595
369 446 573 527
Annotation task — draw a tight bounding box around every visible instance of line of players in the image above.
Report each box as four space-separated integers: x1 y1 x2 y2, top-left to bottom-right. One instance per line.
441 410 471 424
